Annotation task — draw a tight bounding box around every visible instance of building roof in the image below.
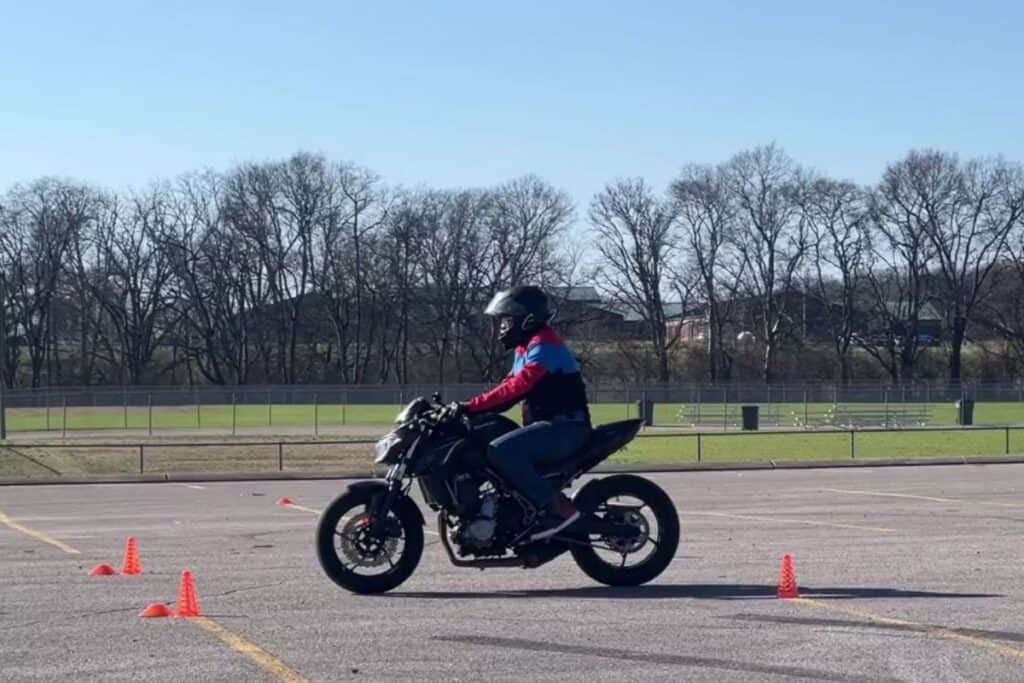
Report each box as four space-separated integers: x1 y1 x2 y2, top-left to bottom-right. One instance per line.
549 286 602 303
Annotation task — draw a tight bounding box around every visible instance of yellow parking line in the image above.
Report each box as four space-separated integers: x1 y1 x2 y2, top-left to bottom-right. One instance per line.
191 616 310 683
825 488 1023 508
792 597 1024 661
0 509 81 555
686 510 894 533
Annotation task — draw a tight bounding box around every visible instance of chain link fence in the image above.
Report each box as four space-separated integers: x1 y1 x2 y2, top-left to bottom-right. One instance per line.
1 381 1023 437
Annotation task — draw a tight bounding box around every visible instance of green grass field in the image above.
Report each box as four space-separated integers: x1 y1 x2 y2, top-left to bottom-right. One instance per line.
1 426 1022 478
613 427 1024 465
5 400 1023 433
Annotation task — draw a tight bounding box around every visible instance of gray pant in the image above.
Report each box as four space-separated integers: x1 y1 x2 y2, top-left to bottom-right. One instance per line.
486 420 592 509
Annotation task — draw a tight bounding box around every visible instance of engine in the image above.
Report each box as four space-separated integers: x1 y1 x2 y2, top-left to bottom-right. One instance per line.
453 495 528 558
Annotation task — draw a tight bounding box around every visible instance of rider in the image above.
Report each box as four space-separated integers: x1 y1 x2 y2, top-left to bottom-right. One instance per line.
451 285 593 542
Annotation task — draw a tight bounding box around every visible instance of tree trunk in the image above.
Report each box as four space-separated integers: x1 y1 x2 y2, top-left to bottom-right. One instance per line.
948 315 966 384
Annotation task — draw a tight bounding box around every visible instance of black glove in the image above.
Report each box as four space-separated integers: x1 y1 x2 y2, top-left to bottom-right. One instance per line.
442 401 468 421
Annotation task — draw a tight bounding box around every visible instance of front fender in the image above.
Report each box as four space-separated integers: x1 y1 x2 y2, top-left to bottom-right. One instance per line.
346 479 426 527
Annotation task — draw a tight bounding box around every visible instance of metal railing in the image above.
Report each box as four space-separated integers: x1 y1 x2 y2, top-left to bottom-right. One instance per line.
2 425 1021 478
0 381 1022 437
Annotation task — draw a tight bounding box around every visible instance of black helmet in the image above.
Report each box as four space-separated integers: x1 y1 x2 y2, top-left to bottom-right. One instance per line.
484 285 553 349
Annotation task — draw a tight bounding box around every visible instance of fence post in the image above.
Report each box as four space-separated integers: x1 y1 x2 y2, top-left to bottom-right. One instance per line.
62 395 67 437
314 392 319 437
803 390 809 429
1007 427 1011 455
268 389 273 427
196 389 201 429
696 432 702 463
123 388 128 429
883 389 889 429
232 392 237 436
723 387 729 432
850 430 855 459
342 390 347 425
147 394 153 437
138 444 145 474
278 442 284 471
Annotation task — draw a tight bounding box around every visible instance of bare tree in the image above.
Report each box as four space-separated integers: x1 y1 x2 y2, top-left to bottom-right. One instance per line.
418 189 490 383
589 178 681 382
861 152 944 382
920 153 1024 383
466 175 574 380
799 177 870 382
164 171 257 384
670 163 744 381
84 186 179 384
723 144 808 382
979 221 1024 366
0 179 97 387
310 161 387 383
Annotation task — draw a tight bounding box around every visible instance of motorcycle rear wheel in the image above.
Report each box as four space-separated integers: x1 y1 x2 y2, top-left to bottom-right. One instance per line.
316 487 424 594
569 474 680 587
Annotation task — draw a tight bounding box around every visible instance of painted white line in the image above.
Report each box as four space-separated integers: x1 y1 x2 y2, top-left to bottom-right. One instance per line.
824 488 1023 508
685 510 894 533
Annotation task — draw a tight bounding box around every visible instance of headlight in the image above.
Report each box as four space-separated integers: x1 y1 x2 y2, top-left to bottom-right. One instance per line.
374 431 404 465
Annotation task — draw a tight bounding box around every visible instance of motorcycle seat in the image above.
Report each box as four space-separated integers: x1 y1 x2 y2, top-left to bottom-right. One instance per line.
539 419 644 479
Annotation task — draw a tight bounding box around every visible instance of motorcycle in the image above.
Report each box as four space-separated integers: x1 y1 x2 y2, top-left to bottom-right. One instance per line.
315 394 680 594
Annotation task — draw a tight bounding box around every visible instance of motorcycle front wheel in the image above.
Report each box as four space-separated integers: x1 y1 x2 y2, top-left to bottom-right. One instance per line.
316 487 424 594
570 474 680 587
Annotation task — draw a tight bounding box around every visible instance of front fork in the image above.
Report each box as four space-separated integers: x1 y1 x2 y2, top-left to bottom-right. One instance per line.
368 463 407 536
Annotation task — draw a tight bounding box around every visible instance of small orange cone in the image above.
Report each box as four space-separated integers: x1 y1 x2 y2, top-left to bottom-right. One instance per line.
174 570 201 618
89 563 118 576
276 497 293 506
121 536 141 575
139 602 171 618
776 553 799 598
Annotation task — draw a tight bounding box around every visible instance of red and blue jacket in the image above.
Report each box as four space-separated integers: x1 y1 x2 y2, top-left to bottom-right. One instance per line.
466 326 590 425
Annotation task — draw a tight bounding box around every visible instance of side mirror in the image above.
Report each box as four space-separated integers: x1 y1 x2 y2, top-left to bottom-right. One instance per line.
432 392 443 405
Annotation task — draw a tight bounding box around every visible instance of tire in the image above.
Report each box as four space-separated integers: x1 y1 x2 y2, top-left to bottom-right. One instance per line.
316 487 424 594
569 474 680 587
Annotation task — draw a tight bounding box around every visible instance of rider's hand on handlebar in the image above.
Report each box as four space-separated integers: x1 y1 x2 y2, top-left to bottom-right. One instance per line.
440 401 468 422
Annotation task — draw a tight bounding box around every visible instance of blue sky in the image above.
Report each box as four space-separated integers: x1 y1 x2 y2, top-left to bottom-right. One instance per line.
3 1 1022 215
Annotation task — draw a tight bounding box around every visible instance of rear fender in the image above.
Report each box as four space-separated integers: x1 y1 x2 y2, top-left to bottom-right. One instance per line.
346 480 426 527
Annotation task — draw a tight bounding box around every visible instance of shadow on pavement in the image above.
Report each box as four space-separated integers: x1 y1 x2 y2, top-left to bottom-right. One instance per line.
389 583 1002 600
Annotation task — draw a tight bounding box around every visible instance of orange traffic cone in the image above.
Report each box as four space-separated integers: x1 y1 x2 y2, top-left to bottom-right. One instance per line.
139 602 171 618
174 570 201 618
276 497 293 506
121 537 141 575
88 563 118 576
776 554 799 598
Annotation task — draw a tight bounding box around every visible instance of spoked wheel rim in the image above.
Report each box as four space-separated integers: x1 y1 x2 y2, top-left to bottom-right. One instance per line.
331 505 408 578
586 494 664 571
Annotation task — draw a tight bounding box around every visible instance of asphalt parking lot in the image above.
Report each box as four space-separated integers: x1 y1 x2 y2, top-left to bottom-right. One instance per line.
2 463 1022 682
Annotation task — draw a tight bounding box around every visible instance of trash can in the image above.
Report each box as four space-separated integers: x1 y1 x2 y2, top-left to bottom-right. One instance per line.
741 405 759 431
956 399 975 426
636 399 654 427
